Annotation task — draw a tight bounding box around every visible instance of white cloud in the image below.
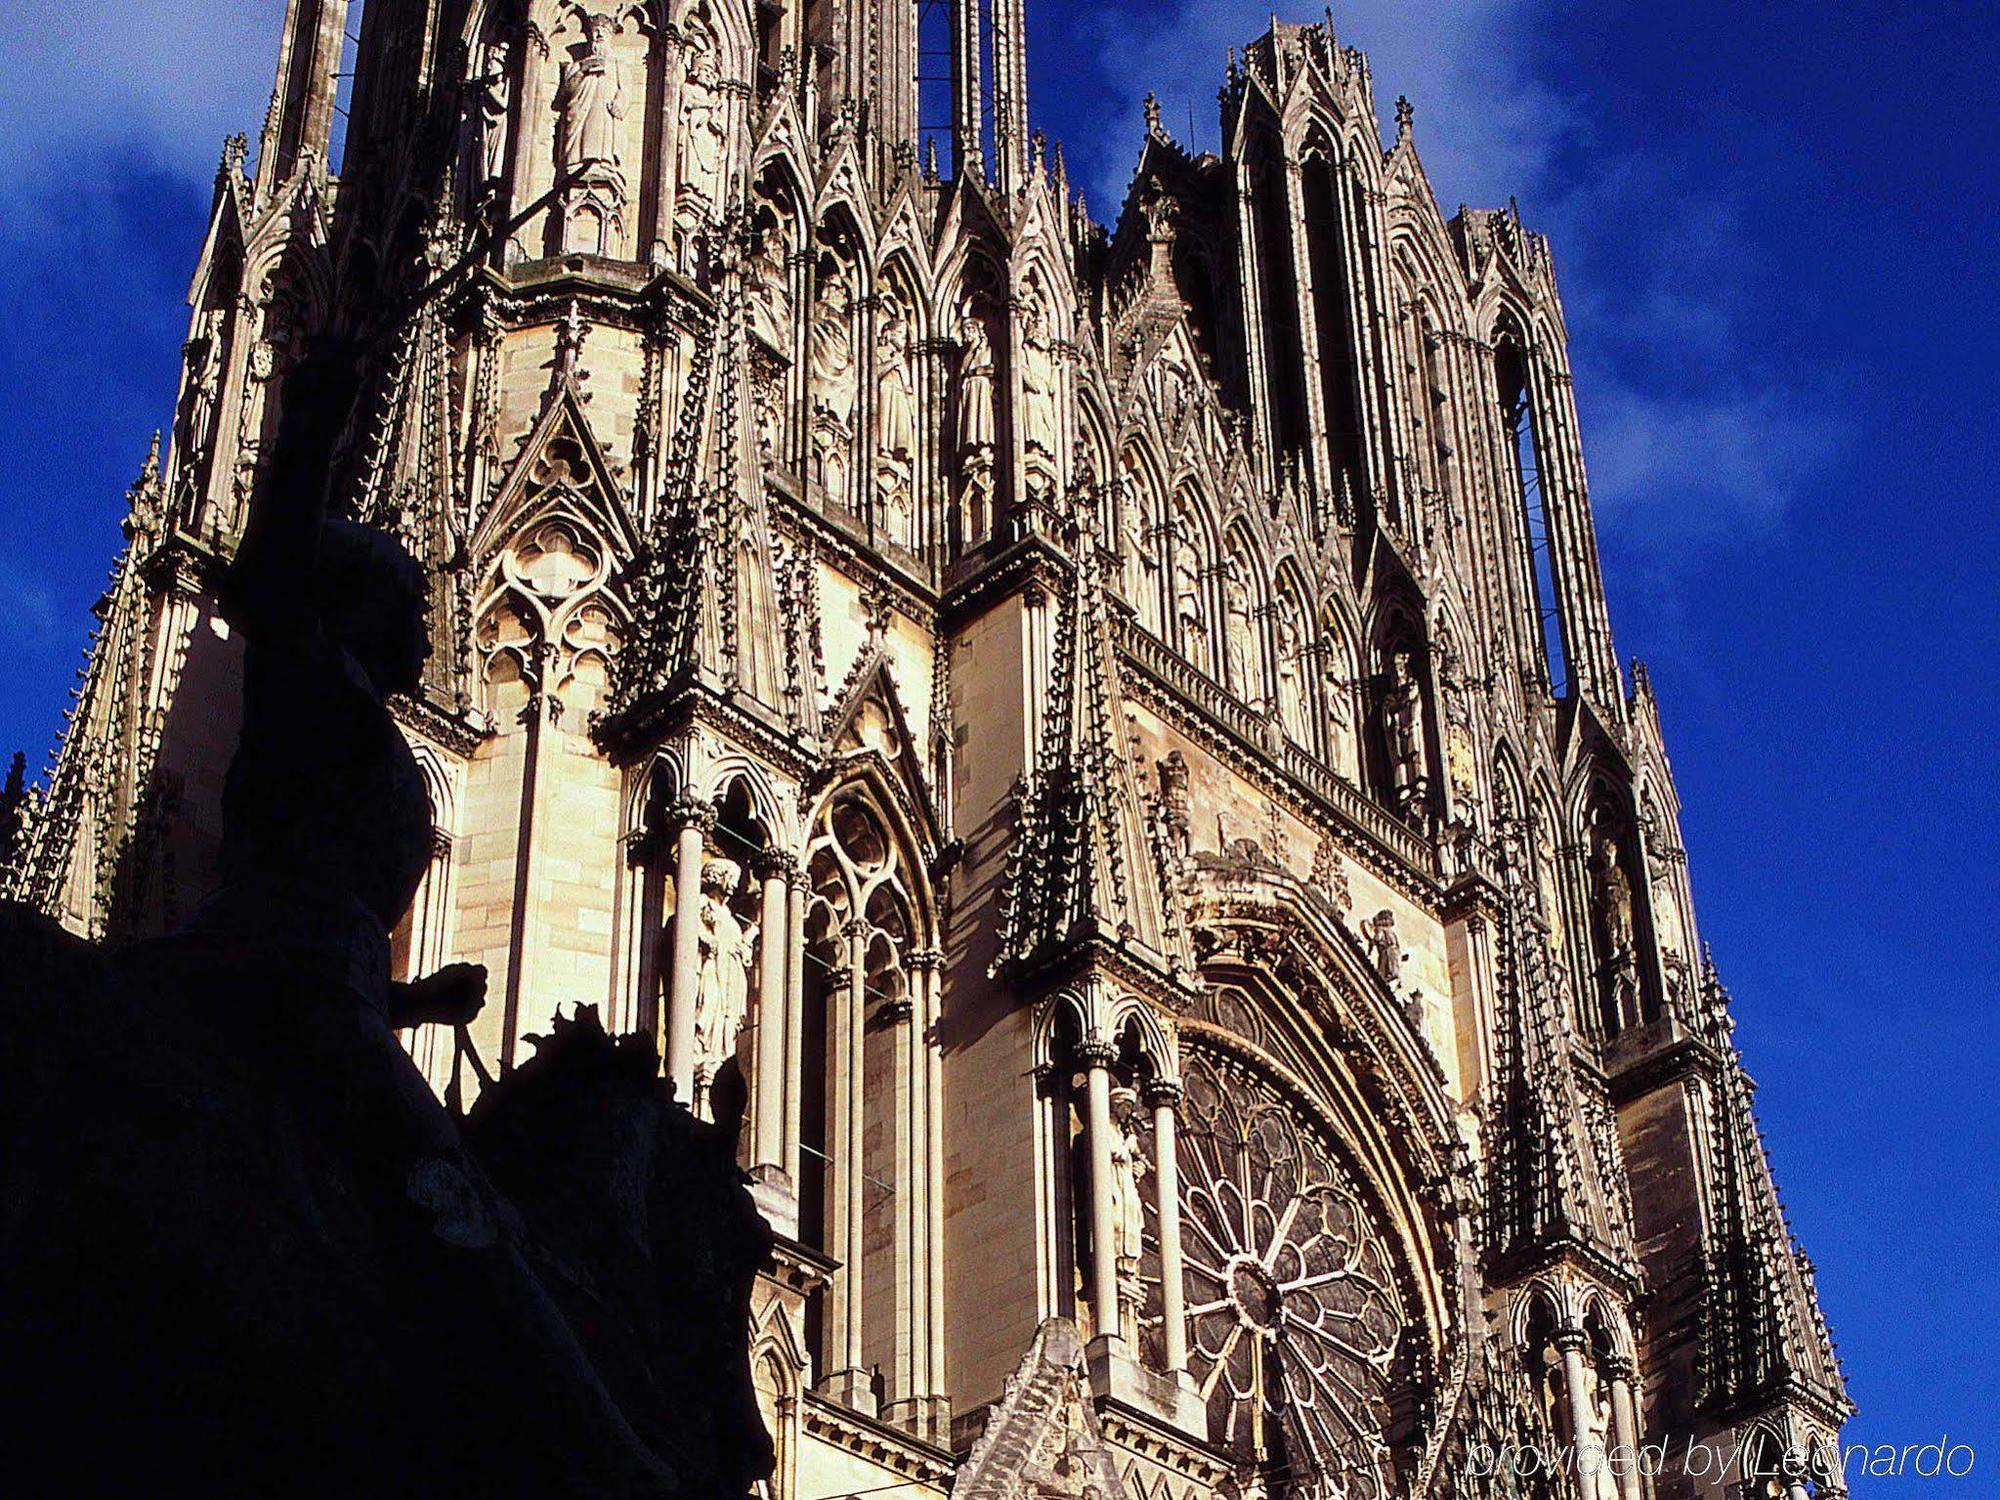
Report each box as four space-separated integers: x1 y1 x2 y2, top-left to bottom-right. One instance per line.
0 0 287 202
1079 0 1846 558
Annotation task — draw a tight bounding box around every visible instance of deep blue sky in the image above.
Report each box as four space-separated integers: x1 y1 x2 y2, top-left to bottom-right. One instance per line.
2 0 1993 1474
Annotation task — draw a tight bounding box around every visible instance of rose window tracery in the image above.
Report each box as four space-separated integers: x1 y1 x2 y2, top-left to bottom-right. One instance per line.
1146 1047 1407 1500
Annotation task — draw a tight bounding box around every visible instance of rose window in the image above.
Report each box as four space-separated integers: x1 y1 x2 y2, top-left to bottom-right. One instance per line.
1145 1047 1406 1500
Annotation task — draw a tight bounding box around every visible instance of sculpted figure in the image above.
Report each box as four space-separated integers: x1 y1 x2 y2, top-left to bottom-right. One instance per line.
1157 750 1192 860
1363 910 1404 986
954 310 996 458
182 310 226 458
1577 1362 1622 1500
746 222 790 343
1019 296 1060 457
1591 826 1643 1028
1383 648 1428 816
1107 1089 1148 1272
1223 560 1257 706
678 31 727 203
555 13 625 187
875 308 918 546
810 276 856 505
1170 506 1207 672
466 44 512 192
692 856 756 1098
1592 828 1636 960
1274 607 1308 746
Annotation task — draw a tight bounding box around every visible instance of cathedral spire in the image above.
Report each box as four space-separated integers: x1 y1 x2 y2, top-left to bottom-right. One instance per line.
254 0 350 196
1486 849 1640 1283
994 511 1191 993
1694 963 1850 1422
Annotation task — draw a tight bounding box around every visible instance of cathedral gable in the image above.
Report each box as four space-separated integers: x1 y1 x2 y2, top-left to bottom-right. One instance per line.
951 1320 1131 1500
471 383 639 567
823 648 942 850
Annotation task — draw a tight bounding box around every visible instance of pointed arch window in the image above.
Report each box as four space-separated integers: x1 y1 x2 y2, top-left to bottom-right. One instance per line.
1494 334 1568 697
1300 147 1368 518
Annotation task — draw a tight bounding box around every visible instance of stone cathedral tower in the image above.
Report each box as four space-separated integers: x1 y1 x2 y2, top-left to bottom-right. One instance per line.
8 3 1850 1498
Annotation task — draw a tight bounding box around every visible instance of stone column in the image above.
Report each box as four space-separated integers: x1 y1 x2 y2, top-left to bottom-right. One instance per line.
1557 1332 1601 1500
782 871 807 1179
1080 1040 1121 1343
923 961 946 1431
1146 1079 1189 1374
821 918 873 1412
1606 1356 1643 1500
751 852 794 1171
664 800 714 1100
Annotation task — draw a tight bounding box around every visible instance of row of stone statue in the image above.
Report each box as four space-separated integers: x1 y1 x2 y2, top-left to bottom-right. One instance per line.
744 223 1066 552
459 4 734 267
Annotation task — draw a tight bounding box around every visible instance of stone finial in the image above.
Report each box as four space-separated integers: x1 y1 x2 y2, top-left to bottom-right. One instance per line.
1395 95 1414 142
1143 91 1163 137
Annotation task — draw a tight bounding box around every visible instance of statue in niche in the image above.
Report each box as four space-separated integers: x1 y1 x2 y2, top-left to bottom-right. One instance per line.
1223 558 1258 707
745 221 790 352
678 21 727 207
1019 294 1060 458
475 45 512 184
1590 823 1642 1027
1106 1088 1149 1321
1576 1362 1622 1500
1170 506 1207 674
1438 641 1480 816
1363 909 1405 986
181 308 227 459
954 309 997 458
1274 605 1308 746
555 12 625 189
1382 648 1429 819
1157 750 1192 862
809 275 856 508
875 304 918 546
692 855 757 1102
1535 831 1566 936
1591 826 1636 961
953 309 996 544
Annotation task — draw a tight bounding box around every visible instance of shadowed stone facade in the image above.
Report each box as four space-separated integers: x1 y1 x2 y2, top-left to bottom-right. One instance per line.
7 2 1848 1497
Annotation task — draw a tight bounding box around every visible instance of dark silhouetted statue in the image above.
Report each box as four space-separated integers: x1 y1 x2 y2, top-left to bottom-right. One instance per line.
0 346 772 1499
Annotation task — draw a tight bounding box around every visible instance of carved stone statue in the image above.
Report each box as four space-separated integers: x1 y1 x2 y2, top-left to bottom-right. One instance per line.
1591 828 1636 960
1577 1361 1622 1500
677 27 727 206
875 305 917 545
1439 645 1480 815
555 13 625 186
954 310 997 458
1383 648 1428 817
1171 505 1207 673
692 855 756 1100
1275 606 1308 746
1106 1088 1148 1303
1019 295 1060 458
1591 826 1643 1028
746 221 790 351
1363 909 1404 986
467 46 512 192
810 276 856 507
182 309 226 459
1157 750 1192 861
1223 560 1257 706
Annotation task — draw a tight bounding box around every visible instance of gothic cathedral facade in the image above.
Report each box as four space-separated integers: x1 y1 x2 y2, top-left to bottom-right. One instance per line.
6 2 1850 1498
